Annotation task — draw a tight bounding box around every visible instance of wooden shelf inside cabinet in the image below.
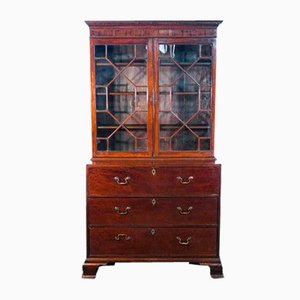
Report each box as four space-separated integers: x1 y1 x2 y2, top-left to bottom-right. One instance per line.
97 125 147 130
83 20 223 280
160 61 212 67
95 62 147 67
95 60 212 67
96 124 210 130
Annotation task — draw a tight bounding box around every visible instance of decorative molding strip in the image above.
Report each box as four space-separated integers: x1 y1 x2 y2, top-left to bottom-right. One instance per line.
90 28 217 38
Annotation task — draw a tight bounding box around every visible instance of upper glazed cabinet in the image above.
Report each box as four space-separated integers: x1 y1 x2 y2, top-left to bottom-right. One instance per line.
88 21 220 160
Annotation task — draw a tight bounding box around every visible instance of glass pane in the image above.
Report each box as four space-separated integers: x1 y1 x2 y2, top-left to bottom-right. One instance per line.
136 139 147 151
201 92 211 110
159 59 181 85
201 44 212 57
173 45 199 63
97 128 115 138
189 111 211 126
159 112 182 138
96 87 107 110
172 75 199 92
171 94 199 122
188 65 212 91
108 76 135 93
160 138 171 151
136 87 147 111
109 129 135 151
96 112 118 126
171 128 198 151
95 44 148 152
136 45 147 59
123 64 147 86
158 43 212 152
97 139 107 151
200 139 210 150
95 64 118 85
125 111 147 139
107 93 135 122
107 45 134 63
95 45 106 58
159 87 171 111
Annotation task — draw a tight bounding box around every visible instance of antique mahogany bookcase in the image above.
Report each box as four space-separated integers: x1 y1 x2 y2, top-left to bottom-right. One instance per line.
83 20 223 279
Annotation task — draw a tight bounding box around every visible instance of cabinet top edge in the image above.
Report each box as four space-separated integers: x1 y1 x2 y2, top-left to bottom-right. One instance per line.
85 20 223 27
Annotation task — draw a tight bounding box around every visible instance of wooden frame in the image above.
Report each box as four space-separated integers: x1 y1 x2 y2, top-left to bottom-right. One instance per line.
89 38 153 158
153 37 216 158
87 21 222 161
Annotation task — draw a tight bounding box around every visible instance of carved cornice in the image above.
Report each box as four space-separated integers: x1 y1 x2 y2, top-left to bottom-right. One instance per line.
86 21 222 38
89 28 217 38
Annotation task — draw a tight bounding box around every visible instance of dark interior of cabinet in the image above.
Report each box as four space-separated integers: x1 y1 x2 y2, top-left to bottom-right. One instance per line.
94 43 212 152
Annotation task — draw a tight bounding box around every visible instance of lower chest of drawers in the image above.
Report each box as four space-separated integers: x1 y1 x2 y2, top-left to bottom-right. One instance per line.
84 164 223 278
86 165 220 259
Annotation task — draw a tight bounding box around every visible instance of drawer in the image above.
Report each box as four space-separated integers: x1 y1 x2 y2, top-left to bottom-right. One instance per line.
154 166 221 196
89 227 217 257
87 167 153 197
87 165 220 197
88 197 218 226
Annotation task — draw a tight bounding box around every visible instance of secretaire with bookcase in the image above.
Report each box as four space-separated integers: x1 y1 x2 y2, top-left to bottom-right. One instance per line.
83 20 224 279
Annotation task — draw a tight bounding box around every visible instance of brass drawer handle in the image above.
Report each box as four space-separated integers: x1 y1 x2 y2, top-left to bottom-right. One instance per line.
114 176 131 185
177 176 194 185
115 234 131 241
176 236 192 245
115 206 131 215
177 206 193 215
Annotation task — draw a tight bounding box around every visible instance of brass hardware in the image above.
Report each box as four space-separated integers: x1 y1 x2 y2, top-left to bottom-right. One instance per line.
114 176 131 185
150 229 156 235
177 176 194 185
177 206 193 215
115 234 131 241
152 198 156 206
176 236 192 245
115 206 131 215
151 168 156 176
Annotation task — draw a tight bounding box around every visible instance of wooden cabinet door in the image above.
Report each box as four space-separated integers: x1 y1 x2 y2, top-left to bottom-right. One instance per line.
90 38 154 157
153 38 216 158
90 37 217 159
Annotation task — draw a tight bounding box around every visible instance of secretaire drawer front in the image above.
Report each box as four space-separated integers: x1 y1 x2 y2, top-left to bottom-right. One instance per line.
88 197 218 225
153 166 221 196
87 166 221 197
89 227 217 257
87 167 154 196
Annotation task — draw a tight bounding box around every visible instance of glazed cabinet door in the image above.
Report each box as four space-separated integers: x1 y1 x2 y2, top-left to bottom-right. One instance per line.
91 39 154 157
154 39 216 158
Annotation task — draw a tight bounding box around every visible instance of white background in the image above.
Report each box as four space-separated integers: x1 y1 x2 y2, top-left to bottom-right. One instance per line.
1 0 300 299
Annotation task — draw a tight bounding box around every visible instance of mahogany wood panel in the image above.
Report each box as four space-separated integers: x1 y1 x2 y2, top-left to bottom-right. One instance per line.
90 158 217 166
88 197 218 226
88 227 217 257
87 165 220 197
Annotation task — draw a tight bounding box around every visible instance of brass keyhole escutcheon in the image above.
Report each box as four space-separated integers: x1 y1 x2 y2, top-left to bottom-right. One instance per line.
152 168 156 176
152 198 156 206
150 229 156 235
